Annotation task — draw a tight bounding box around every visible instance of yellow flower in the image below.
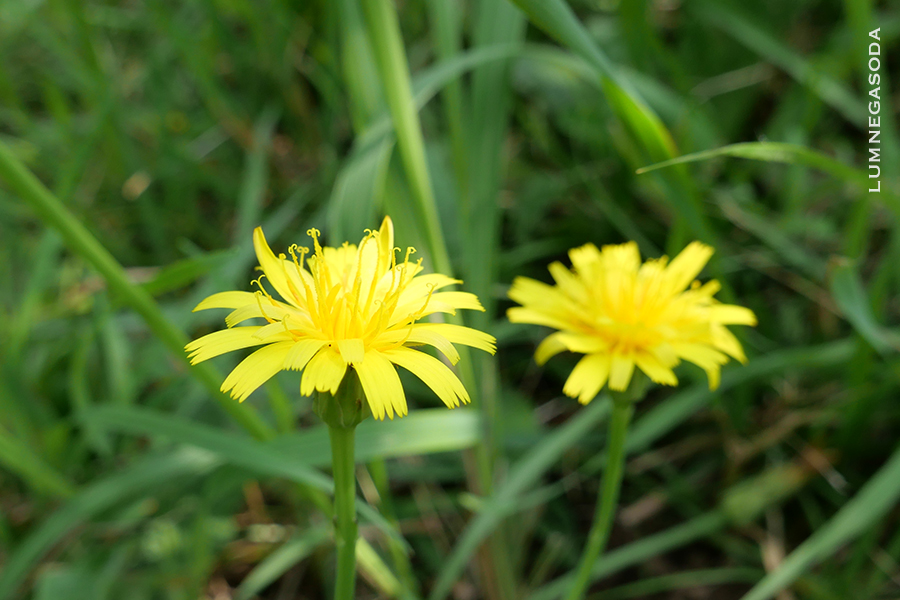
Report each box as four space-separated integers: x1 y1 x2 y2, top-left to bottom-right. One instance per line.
186 217 495 420
508 241 756 403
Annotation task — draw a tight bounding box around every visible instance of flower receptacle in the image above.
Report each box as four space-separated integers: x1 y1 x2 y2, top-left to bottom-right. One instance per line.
313 370 370 429
609 370 651 406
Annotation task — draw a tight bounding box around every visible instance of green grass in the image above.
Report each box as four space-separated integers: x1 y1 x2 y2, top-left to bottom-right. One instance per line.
1 0 899 599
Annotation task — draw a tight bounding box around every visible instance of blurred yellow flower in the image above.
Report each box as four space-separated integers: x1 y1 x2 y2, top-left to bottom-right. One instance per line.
186 217 495 419
508 241 756 403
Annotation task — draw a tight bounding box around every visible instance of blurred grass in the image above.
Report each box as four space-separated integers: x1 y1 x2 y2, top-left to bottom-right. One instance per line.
2 0 900 599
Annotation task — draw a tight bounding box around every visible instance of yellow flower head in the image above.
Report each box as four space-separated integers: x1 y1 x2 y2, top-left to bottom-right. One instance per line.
186 217 495 420
508 241 756 403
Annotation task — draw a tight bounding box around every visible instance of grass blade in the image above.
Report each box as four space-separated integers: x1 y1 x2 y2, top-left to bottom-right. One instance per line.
0 449 220 599
234 527 332 600
359 0 452 275
0 422 75 499
740 445 900 600
691 0 865 124
428 397 612 600
637 141 900 216
829 259 900 355
507 0 716 247
532 461 815 600
0 139 274 441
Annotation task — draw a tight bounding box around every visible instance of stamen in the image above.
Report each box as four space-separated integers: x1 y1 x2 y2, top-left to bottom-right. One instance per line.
281 314 301 341
307 228 323 256
288 244 310 271
389 281 437 336
253 290 276 324
411 282 437 320
251 275 274 301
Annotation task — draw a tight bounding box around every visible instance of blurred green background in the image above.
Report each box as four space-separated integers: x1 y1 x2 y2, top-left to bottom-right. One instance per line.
1 0 899 599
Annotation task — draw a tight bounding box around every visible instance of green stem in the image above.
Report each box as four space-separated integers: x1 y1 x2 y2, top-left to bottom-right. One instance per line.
564 400 634 600
358 2 513 595
329 425 358 600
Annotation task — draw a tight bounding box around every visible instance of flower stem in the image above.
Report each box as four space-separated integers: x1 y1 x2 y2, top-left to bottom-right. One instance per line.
564 399 634 600
329 424 358 600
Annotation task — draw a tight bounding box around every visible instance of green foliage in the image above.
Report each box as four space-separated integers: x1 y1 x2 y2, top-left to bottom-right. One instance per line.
1 0 899 599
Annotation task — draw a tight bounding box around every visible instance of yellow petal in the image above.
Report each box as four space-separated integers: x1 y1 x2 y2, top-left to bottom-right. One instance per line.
409 323 496 355
396 273 462 305
428 292 484 312
664 241 713 293
535 332 568 366
671 343 728 390
284 339 328 371
568 243 602 279
390 292 484 326
356 350 407 420
634 352 678 386
562 354 610 404
601 242 641 273
337 339 365 365
383 347 469 408
708 304 757 326
508 276 557 306
253 227 301 307
548 262 588 303
706 366 721 390
193 291 257 312
221 341 293 402
671 343 729 367
711 325 747 363
608 354 636 391
186 327 291 364
556 332 608 355
300 346 348 396
225 298 302 327
375 216 394 277
253 319 316 340
401 328 460 364
507 307 572 331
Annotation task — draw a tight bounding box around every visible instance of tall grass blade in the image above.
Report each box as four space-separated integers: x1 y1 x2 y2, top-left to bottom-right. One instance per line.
0 449 220 599
429 397 612 600
0 422 75 499
0 139 275 440
740 445 900 600
507 0 716 247
829 260 900 355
